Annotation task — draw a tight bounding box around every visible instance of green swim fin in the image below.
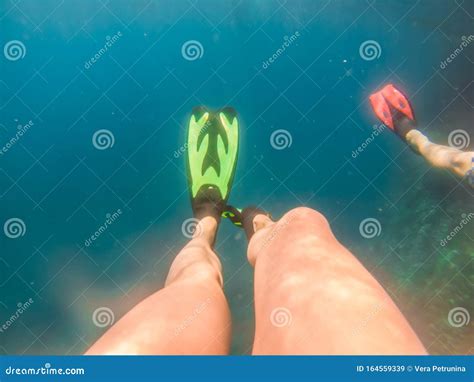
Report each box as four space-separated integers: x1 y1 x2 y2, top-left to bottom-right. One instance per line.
187 106 239 220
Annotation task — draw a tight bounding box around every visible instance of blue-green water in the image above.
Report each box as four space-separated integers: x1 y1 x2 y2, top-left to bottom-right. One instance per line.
1 0 472 355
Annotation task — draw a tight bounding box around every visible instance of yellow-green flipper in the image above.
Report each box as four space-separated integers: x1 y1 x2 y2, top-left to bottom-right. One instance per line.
187 106 239 219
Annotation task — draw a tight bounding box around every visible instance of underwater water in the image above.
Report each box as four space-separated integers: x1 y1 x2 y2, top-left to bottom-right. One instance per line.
0 0 473 355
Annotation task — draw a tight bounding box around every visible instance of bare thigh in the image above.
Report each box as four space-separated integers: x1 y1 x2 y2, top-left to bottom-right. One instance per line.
86 235 231 355
248 207 426 355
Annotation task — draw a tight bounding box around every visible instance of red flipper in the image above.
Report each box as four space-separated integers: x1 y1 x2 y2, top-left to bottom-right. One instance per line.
369 90 394 130
381 84 415 121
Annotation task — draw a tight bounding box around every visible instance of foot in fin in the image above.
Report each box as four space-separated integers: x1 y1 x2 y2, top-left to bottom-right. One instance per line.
369 84 417 140
187 106 239 222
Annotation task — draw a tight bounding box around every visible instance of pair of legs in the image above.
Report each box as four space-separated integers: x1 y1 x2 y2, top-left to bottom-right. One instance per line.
86 207 426 355
406 129 473 179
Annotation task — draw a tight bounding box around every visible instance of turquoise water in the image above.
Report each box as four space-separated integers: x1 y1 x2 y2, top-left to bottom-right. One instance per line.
1 0 472 355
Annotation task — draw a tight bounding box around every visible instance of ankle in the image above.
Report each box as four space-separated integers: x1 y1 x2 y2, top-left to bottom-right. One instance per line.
194 216 219 244
246 216 276 267
240 207 273 240
406 129 429 153
253 214 275 233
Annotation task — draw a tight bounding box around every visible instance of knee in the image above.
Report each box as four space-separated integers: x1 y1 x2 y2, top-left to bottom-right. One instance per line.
248 207 335 267
274 206 340 253
451 152 472 177
166 249 223 288
184 261 223 286
282 207 330 231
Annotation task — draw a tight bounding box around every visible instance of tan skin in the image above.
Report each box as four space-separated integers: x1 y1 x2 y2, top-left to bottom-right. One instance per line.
406 130 473 179
86 208 426 355
85 104 471 355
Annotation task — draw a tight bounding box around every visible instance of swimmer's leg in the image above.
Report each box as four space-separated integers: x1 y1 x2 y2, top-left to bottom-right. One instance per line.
406 129 473 179
369 83 473 180
86 216 231 355
247 207 427 355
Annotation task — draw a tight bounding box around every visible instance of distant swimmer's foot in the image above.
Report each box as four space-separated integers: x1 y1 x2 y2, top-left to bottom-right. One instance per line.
223 205 273 240
186 106 239 223
369 83 418 141
405 129 430 154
